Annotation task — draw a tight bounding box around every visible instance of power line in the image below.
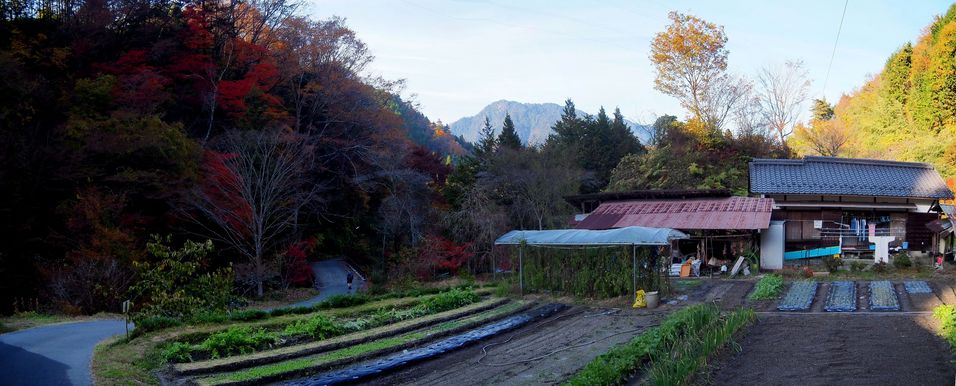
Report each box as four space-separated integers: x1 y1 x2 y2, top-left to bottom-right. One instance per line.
821 0 849 99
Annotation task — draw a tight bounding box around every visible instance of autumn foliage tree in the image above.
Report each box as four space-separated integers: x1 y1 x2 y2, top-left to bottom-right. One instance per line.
650 11 737 131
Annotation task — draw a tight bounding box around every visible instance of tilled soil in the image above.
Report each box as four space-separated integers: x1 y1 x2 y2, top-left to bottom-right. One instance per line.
362 307 661 386
704 313 955 386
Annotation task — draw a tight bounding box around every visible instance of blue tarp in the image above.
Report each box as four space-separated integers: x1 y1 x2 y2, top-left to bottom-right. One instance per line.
784 246 841 260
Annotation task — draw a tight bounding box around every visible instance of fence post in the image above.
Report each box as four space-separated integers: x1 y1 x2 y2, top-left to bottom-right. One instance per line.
519 247 524 296
632 245 637 302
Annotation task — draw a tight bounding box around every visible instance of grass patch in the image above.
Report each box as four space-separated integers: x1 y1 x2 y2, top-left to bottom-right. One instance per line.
748 274 784 300
564 304 756 386
934 304 956 348
199 301 525 385
93 335 165 386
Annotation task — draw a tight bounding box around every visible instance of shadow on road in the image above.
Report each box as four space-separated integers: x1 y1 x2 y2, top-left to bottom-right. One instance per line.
0 341 71 386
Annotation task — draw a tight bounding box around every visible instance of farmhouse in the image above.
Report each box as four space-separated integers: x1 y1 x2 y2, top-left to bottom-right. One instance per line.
751 156 955 269
566 189 773 271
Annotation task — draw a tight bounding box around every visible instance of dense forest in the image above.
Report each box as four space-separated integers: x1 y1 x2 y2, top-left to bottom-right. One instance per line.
0 1 827 317
791 3 956 189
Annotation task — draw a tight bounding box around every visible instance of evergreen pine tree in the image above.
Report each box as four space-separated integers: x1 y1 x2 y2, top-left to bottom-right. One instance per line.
474 116 497 158
611 107 644 155
811 99 834 121
497 113 522 150
546 99 585 149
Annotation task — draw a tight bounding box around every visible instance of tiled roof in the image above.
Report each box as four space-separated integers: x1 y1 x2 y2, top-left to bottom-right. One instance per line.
575 196 774 230
749 156 954 199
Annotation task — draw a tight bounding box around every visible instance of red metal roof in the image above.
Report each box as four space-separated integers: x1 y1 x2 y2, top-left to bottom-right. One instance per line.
575 196 774 230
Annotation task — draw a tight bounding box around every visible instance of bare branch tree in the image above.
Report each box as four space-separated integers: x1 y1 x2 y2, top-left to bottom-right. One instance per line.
698 74 751 131
185 130 318 297
757 60 811 145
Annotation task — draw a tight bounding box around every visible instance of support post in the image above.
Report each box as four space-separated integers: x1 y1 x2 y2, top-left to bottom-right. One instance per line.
519 246 524 296
631 245 637 301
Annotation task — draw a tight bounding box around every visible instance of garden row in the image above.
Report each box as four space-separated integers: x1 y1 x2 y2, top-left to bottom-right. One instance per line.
174 297 534 385
136 283 494 335
161 287 483 363
92 285 494 385
564 303 756 386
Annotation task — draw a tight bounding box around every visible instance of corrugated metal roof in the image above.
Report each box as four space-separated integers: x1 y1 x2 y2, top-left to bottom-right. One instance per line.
575 196 774 230
750 156 954 199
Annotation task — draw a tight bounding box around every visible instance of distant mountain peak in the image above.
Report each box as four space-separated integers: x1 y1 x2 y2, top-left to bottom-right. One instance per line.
449 100 650 146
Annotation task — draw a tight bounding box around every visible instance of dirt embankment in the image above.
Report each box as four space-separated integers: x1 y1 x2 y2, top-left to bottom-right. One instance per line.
704 313 954 386
363 307 661 386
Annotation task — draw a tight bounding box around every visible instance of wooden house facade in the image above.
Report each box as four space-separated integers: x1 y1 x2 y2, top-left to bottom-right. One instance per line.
750 156 954 268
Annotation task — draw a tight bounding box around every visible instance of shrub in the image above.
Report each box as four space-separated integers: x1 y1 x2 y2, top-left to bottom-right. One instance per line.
161 342 195 363
420 288 479 313
872 261 888 273
201 327 278 359
134 316 182 333
892 252 912 269
189 311 229 324
748 274 784 300
282 315 344 339
822 254 843 272
130 235 233 323
850 261 866 272
801 267 814 278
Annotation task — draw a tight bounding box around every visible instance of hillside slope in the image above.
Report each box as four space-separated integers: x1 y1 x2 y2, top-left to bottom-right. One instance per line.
829 4 956 182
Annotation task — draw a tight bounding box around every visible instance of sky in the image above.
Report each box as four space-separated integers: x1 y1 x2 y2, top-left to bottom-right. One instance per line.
307 0 953 125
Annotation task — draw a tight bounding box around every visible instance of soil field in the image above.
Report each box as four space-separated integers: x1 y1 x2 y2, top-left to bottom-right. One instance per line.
704 313 955 386
362 306 662 386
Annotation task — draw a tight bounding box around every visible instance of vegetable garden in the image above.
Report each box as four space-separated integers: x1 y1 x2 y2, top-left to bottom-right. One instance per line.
93 284 547 385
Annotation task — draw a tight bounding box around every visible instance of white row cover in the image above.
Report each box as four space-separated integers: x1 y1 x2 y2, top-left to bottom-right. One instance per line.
494 226 688 246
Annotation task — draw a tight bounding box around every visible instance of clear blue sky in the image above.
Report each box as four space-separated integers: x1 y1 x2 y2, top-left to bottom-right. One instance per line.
308 0 952 125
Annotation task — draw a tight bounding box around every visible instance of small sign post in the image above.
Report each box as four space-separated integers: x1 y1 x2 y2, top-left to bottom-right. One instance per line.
122 300 132 340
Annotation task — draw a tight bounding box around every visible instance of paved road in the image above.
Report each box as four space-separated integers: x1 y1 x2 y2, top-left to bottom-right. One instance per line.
0 319 128 386
286 258 366 309
0 259 361 385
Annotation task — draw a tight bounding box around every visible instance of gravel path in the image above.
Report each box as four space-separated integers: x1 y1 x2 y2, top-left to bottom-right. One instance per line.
0 319 127 386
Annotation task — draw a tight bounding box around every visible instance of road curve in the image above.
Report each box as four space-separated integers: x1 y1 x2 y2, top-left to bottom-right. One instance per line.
0 319 128 386
286 258 366 309
0 260 361 385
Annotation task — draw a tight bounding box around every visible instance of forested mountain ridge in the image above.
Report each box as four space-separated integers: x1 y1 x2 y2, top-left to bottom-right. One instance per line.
0 0 472 312
450 100 651 145
792 4 956 183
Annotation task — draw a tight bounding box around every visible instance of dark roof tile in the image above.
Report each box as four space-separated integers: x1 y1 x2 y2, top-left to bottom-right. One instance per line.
749 156 954 199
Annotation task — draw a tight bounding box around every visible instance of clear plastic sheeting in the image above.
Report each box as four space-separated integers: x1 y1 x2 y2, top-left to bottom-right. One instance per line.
494 226 688 247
